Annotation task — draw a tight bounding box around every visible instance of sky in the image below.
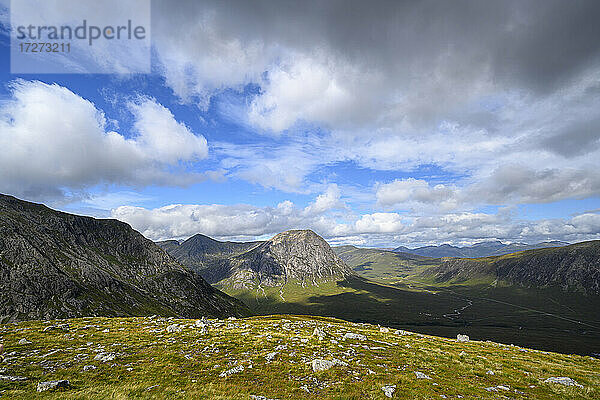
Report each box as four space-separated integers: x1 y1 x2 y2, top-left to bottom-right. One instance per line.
0 0 600 247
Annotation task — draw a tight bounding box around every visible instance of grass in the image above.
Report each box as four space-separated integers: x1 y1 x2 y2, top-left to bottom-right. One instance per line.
1 315 599 399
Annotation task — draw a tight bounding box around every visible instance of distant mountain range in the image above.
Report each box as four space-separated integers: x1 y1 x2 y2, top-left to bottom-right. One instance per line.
159 230 352 290
393 240 569 258
0 194 249 322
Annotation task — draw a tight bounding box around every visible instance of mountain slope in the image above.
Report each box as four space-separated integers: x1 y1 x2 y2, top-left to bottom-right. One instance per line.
394 240 569 258
424 241 600 294
163 230 352 289
0 194 249 322
157 234 262 283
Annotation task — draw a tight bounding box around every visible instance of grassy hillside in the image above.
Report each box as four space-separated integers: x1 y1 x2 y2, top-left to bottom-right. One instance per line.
329 246 600 356
1 315 598 399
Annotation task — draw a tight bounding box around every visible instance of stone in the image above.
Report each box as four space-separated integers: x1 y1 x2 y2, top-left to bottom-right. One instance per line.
265 351 278 362
0 375 28 381
544 377 584 388
382 384 396 397
83 365 97 371
343 332 366 341
219 365 244 377
94 352 116 362
312 327 326 340
414 371 432 379
18 338 31 345
166 324 182 333
311 358 348 372
380 327 390 333
456 334 469 342
37 380 70 392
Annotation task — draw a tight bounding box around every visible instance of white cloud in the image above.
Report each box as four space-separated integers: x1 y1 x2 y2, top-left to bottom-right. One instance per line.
0 80 209 200
128 97 208 163
303 184 344 215
376 178 459 210
112 197 600 246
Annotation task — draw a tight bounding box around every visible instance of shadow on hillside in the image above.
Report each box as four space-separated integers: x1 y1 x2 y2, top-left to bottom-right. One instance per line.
237 276 600 356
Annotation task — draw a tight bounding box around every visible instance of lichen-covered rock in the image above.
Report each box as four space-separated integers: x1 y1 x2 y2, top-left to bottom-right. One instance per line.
544 377 584 388
311 358 348 372
37 380 70 392
456 334 469 342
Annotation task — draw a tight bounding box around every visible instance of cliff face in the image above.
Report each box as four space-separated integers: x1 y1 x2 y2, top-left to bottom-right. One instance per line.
425 241 600 294
0 194 249 322
161 230 353 289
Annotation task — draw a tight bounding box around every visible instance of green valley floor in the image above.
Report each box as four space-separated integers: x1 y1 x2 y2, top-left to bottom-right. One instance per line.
1 315 598 399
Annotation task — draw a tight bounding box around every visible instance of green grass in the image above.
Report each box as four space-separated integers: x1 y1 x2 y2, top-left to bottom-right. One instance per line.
1 315 599 399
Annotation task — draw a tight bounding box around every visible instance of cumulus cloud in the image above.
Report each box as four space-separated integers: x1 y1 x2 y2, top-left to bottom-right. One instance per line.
0 80 209 200
303 184 344 215
112 198 600 247
376 179 459 210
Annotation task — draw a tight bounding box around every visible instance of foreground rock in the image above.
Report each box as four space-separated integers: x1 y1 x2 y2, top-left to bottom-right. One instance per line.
382 385 396 397
311 358 348 372
37 380 70 392
544 377 584 388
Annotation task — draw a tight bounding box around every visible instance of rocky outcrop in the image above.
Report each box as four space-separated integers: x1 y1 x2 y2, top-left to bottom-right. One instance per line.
0 194 250 322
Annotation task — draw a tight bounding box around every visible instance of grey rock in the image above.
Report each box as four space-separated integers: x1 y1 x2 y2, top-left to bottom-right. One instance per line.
343 332 367 341
17 338 31 345
414 371 432 379
219 365 244 377
265 351 278 362
94 352 116 362
83 365 97 371
544 377 584 388
311 358 348 372
456 334 469 342
0 375 27 381
382 385 396 397
312 327 326 340
37 380 70 392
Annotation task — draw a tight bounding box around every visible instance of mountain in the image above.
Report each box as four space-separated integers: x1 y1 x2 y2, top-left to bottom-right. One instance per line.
157 234 262 283
0 194 249 322
155 239 181 254
424 241 600 294
393 240 570 258
162 230 352 289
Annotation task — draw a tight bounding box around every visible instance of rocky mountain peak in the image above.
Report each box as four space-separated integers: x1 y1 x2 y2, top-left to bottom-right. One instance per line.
229 229 353 287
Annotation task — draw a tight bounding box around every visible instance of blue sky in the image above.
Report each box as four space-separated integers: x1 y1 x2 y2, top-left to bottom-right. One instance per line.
1 0 599 247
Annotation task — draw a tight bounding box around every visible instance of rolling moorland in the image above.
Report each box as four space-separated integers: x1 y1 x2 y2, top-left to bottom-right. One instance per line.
1 315 598 399
164 235 600 356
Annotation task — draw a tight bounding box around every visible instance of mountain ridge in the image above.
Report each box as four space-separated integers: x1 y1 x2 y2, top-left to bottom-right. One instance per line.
0 194 249 322
424 240 600 294
393 240 570 258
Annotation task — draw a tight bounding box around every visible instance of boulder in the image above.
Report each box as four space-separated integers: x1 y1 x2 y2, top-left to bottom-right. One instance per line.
37 380 70 392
